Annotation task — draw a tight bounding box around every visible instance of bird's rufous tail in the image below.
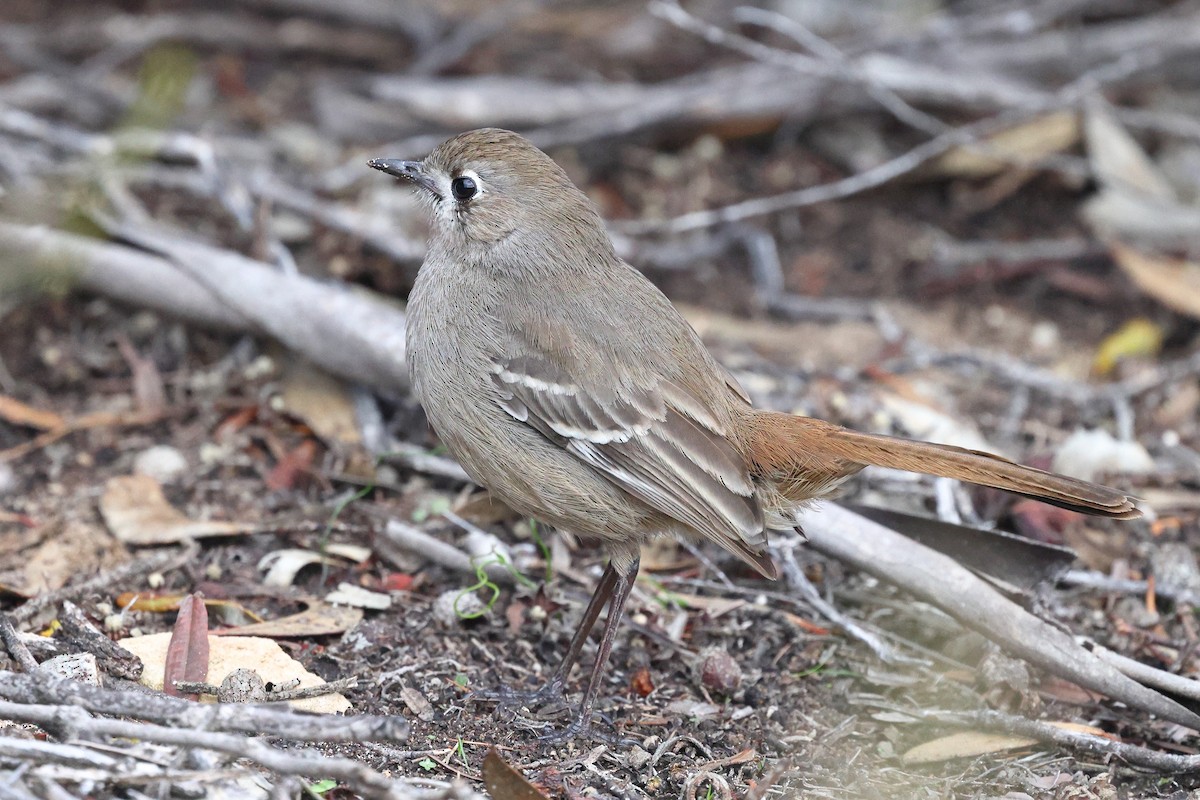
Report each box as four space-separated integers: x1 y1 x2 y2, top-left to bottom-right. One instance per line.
742 411 1141 519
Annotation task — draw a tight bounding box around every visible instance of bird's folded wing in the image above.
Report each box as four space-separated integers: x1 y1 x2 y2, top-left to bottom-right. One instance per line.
491 353 767 558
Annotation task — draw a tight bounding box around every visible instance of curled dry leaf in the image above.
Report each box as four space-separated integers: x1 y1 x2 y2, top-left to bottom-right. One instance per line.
1084 100 1175 201
1051 428 1155 484
119 632 351 713
1082 100 1200 249
1092 318 1165 376
100 475 257 545
259 548 342 587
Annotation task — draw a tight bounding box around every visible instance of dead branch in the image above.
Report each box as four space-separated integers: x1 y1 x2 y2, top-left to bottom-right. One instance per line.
801 503 1200 732
0 670 408 743
0 221 411 394
0 699 433 800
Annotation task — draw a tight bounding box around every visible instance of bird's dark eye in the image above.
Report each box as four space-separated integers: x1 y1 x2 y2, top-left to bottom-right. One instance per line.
451 176 477 201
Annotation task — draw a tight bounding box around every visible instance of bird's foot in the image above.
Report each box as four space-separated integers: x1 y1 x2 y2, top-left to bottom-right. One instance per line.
535 712 633 747
467 679 568 714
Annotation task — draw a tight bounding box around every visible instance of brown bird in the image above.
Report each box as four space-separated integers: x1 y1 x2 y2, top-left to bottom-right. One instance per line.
369 128 1139 738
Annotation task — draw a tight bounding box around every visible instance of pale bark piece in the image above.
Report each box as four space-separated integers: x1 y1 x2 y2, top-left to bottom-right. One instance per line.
119 632 351 714
325 583 392 610
212 600 363 638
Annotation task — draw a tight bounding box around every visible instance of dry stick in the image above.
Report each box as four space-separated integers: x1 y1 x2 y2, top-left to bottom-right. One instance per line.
615 107 1056 235
1084 641 1200 704
0 221 411 394
0 615 38 673
896 340 1200 409
378 520 516 585
1061 569 1200 606
0 701 425 800
383 442 471 483
0 671 409 743
801 503 1200 732
704 2 952 136
772 542 912 665
627 3 1189 238
0 737 119 770
9 219 1197 414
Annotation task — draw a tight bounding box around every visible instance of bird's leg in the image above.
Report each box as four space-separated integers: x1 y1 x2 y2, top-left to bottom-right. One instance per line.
472 560 619 708
540 556 639 742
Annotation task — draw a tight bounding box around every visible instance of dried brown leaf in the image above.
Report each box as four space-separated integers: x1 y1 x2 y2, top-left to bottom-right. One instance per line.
164 593 209 698
482 749 548 800
1109 241 1200 320
100 475 256 545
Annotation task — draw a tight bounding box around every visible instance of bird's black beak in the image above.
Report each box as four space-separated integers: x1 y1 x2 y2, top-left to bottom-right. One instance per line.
368 158 439 197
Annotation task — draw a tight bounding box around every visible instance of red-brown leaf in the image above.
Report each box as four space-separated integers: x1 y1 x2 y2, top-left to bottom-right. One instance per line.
164 592 210 698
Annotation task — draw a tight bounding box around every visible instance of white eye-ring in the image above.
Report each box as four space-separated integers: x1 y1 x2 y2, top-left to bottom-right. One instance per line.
450 169 482 202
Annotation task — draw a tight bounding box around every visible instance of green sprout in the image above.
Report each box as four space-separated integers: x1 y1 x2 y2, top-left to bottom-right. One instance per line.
453 549 537 619
528 519 553 584
304 779 337 797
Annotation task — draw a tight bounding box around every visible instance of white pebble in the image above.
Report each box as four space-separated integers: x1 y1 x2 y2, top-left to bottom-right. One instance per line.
433 589 487 626
133 445 188 483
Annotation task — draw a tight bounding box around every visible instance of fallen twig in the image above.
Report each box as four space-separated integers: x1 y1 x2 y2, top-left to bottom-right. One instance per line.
801 503 1200 732
0 699 426 800
0 670 407 743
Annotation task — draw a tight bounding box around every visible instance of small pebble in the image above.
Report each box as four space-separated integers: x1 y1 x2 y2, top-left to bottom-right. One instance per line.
1029 321 1060 353
38 653 100 685
243 355 276 380
0 462 16 495
133 445 188 483
693 646 742 696
627 745 651 769
433 589 487 626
